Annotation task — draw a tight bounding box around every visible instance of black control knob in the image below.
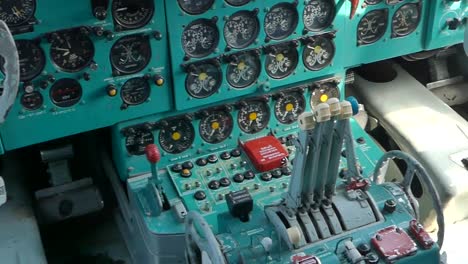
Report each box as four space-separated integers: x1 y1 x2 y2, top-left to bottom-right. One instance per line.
92 0 109 20
106 84 117 97
226 190 253 222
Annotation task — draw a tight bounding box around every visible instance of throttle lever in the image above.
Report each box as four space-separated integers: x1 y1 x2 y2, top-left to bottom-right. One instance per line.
0 20 19 124
349 0 359 20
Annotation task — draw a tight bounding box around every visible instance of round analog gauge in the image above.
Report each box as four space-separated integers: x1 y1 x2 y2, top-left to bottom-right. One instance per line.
0 39 45 81
185 61 222 99
182 19 219 58
121 77 151 106
303 0 335 32
303 36 335 71
238 100 270 134
178 0 214 15
0 0 36 27
126 129 154 156
159 118 195 154
310 82 340 109
111 34 152 75
21 91 43 111
225 0 251 6
200 110 233 144
364 0 383 5
112 0 154 30
224 10 259 49
357 9 388 45
50 30 95 73
226 52 260 89
275 92 306 124
264 3 299 40
265 43 299 79
50 78 83 108
392 4 420 38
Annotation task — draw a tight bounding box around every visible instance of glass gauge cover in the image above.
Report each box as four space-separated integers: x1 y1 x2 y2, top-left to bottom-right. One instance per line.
178 0 214 15
182 19 219 58
0 0 36 27
357 9 388 45
185 61 222 99
264 3 299 40
21 91 43 111
121 77 151 106
226 52 260 89
126 129 154 156
303 36 335 71
200 110 233 144
50 78 83 108
303 0 335 32
392 4 420 38
275 92 306 124
112 0 154 30
310 82 340 109
50 29 95 73
159 118 195 154
0 39 45 81
238 100 270 134
225 0 251 6
224 10 259 49
111 34 152 75
265 43 299 79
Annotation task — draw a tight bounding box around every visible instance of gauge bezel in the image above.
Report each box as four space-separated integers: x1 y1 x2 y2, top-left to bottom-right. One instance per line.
49 78 83 108
302 36 336 71
185 60 222 99
120 77 151 106
199 110 234 144
226 51 261 89
112 0 155 30
237 100 271 134
0 0 36 27
225 0 251 7
224 10 260 49
264 2 299 40
177 0 214 15
20 91 43 111
303 0 336 32
110 34 152 75
182 18 220 59
265 42 299 80
357 9 389 45
310 82 341 110
159 118 195 154
391 3 421 38
125 128 154 156
274 91 306 124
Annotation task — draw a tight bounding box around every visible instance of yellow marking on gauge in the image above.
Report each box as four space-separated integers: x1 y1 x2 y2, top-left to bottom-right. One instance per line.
172 132 182 141
320 94 329 103
199 72 208 81
237 61 246 71
314 46 322 54
276 53 285 62
285 103 294 112
249 112 258 121
211 121 220 130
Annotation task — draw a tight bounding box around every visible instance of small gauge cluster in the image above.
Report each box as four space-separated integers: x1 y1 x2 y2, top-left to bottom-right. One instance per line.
0 0 173 151
165 0 340 111
356 1 423 46
121 76 342 158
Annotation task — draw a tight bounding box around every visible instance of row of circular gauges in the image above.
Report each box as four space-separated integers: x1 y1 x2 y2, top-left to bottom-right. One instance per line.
2 29 155 83
0 0 155 30
357 3 422 45
124 83 340 155
183 36 335 99
20 76 154 111
180 1 336 59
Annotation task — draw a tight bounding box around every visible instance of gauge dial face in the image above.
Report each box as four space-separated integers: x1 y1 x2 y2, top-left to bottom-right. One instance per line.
50 78 82 108
111 34 152 75
238 100 270 134
392 4 420 38
303 36 335 71
182 19 219 58
185 61 222 99
226 52 260 89
364 0 383 5
50 30 95 73
264 3 298 40
121 77 151 106
275 92 306 124
200 110 233 144
0 0 36 27
125 129 154 156
112 0 154 30
303 0 335 32
0 39 45 81
265 43 298 79
159 118 195 154
311 83 340 109
21 91 43 111
178 0 214 15
225 0 251 6
224 10 259 49
357 9 388 45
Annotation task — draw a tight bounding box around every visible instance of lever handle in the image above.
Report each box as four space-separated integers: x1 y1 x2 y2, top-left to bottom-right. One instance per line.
349 0 359 20
145 144 161 164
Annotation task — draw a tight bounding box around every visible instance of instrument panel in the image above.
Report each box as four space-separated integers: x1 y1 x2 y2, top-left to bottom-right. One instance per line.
0 0 172 150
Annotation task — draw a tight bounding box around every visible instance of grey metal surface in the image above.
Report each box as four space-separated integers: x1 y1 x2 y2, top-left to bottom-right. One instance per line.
333 190 376 230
